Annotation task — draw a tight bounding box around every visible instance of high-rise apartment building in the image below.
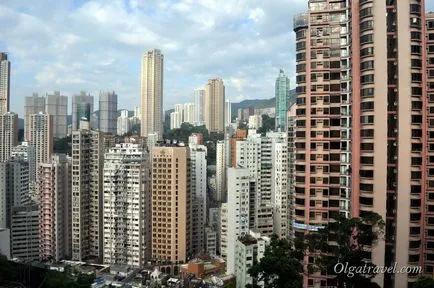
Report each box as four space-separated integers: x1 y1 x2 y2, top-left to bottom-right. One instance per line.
11 205 39 262
224 167 250 275
72 92 94 131
293 1 429 286
141 49 164 139
151 146 191 266
275 69 290 132
45 91 68 138
193 88 205 125
24 93 46 140
103 143 151 267
99 91 118 134
11 142 36 183
117 109 130 135
170 111 182 130
38 154 71 262
0 112 18 162
183 103 195 124
225 100 232 128
215 141 226 202
27 113 53 169
71 126 103 262
0 53 10 115
189 144 207 255
205 78 225 133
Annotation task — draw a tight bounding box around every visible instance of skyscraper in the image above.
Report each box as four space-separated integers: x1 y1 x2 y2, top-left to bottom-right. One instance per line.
45 91 68 138
293 1 429 286
117 109 130 135
71 126 103 261
0 53 10 115
72 92 94 131
38 154 71 262
193 88 205 125
275 69 290 131
27 113 53 169
99 91 118 134
225 100 232 128
11 142 36 183
205 78 225 133
0 112 18 162
103 143 151 267
151 146 191 266
215 141 226 202
141 49 164 138
189 144 207 255
24 93 46 140
183 103 195 124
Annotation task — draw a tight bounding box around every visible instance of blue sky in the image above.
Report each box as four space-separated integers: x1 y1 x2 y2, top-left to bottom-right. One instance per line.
1 0 433 116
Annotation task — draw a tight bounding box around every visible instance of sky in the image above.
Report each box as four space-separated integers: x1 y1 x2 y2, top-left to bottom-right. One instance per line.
1 0 434 116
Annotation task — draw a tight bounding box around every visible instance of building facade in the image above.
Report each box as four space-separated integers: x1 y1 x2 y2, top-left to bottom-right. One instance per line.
38 154 71 262
27 113 53 169
71 127 103 261
99 91 118 135
24 93 46 140
215 141 226 202
45 91 68 138
0 112 18 162
11 205 39 262
0 53 10 115
141 49 164 139
72 92 94 131
151 146 191 266
275 69 290 132
204 78 225 133
103 143 151 267
193 88 205 125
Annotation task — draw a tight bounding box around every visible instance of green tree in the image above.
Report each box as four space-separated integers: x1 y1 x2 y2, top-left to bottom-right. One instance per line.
414 277 434 288
304 212 385 288
257 115 275 135
247 235 303 288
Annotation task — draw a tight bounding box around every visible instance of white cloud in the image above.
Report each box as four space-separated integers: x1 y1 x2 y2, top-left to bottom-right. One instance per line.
0 0 308 115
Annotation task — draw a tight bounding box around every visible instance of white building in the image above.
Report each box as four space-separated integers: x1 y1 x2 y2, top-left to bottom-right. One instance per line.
215 141 226 202
205 227 217 256
0 112 18 162
225 167 250 275
248 115 263 130
11 142 36 183
225 100 232 128
220 203 228 259
103 143 150 267
170 111 182 130
235 230 270 288
193 89 205 125
234 132 288 238
183 103 195 124
189 144 207 255
117 109 130 135
27 112 53 169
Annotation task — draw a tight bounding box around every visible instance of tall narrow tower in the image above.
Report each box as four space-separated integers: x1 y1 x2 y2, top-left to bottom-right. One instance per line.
141 49 164 139
205 78 225 133
275 69 290 131
0 53 10 115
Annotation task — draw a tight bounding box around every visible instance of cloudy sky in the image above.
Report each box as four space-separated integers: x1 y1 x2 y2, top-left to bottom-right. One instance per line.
1 0 434 116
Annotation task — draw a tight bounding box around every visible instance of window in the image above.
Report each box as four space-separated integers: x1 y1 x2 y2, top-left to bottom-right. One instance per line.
361 74 374 84
411 45 422 54
361 101 374 110
360 170 374 178
361 115 374 124
360 7 372 18
411 31 421 40
361 88 374 97
360 142 374 150
360 129 374 137
360 47 374 57
361 60 374 70
360 34 373 44
360 20 373 31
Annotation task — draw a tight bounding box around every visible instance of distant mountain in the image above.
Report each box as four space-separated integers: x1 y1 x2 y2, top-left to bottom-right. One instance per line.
231 88 296 117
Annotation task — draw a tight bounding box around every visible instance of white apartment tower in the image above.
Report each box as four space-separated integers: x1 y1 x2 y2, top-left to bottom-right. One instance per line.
0 112 18 162
215 141 226 202
0 53 10 115
27 113 53 169
71 126 104 261
11 142 36 183
189 144 207 255
224 167 250 275
193 88 205 125
39 154 71 261
117 109 130 135
103 143 151 267
141 49 164 139
45 91 68 138
225 100 232 128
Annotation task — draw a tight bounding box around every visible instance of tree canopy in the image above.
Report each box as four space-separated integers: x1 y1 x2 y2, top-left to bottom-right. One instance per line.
414 277 434 288
247 212 385 288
